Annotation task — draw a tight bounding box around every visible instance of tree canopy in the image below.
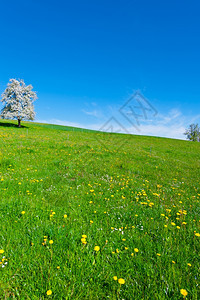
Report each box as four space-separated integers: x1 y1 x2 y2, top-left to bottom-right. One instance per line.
1 79 37 127
184 123 200 142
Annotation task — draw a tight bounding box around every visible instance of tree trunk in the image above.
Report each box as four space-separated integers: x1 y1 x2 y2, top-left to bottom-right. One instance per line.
18 118 21 128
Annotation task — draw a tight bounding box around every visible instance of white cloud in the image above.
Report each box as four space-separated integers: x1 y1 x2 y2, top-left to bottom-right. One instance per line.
155 109 183 125
123 109 187 139
35 118 84 128
191 114 200 123
82 109 100 117
132 124 186 140
35 108 199 141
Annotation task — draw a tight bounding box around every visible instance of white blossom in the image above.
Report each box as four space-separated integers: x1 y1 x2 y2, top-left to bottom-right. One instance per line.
1 79 37 126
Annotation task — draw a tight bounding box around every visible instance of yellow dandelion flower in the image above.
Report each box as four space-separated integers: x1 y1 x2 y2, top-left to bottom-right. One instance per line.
171 222 176 226
195 233 200 237
81 238 87 244
21 211 25 215
113 276 118 281
157 253 161 256
125 247 128 250
118 278 125 284
134 248 139 253
49 240 53 244
46 290 52 295
90 220 93 224
172 261 176 264
180 289 188 297
0 250 4 254
82 235 87 238
187 263 191 267
94 246 100 252
64 214 67 218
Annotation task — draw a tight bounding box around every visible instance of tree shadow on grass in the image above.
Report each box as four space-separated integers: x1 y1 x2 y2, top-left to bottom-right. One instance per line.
0 122 28 128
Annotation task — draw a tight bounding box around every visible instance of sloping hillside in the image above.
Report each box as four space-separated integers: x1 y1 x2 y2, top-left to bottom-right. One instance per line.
0 120 199 299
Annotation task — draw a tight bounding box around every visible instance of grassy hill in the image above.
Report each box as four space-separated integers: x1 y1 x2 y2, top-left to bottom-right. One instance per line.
0 119 199 299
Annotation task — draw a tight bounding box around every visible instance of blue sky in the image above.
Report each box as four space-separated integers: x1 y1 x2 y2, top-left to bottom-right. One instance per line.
0 0 200 139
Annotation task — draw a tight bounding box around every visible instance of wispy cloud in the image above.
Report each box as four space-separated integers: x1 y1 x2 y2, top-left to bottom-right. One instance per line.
156 109 183 125
35 108 199 141
87 108 189 140
82 109 100 118
124 108 187 139
82 101 104 118
191 114 200 123
132 124 186 140
35 118 84 128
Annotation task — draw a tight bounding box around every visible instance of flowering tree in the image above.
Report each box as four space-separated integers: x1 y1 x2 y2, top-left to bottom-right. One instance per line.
0 79 37 127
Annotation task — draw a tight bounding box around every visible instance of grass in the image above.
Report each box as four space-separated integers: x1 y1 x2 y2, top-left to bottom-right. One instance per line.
0 119 199 299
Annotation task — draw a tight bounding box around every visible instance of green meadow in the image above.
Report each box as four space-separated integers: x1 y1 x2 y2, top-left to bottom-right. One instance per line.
0 119 199 299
